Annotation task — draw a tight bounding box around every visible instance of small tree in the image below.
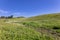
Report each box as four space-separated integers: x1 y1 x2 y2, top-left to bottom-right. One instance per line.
8 15 13 18
1 16 5 18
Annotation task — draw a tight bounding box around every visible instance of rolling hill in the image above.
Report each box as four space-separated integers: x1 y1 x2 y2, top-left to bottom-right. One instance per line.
0 13 60 40
26 13 60 21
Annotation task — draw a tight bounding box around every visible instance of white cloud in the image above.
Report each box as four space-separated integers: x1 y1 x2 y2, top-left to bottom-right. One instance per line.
12 12 21 17
0 9 25 17
0 10 9 13
13 12 21 15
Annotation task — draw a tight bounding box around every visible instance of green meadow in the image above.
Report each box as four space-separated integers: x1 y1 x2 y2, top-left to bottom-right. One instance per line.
0 13 60 40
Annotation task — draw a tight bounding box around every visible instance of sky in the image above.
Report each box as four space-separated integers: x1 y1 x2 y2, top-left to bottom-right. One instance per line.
0 0 60 17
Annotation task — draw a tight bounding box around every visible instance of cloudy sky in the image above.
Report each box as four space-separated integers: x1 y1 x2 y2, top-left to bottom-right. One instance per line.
0 0 60 17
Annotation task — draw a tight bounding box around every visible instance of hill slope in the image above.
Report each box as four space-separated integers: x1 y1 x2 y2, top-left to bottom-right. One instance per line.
0 13 60 40
26 13 60 21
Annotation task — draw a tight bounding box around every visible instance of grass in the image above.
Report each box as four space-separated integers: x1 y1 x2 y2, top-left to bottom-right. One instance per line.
0 22 55 40
0 13 60 40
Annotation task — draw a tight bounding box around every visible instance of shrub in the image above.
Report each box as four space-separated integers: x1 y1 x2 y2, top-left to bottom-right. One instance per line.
53 26 60 29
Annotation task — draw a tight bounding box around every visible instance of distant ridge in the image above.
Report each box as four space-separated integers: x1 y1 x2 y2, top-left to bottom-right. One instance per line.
26 13 60 21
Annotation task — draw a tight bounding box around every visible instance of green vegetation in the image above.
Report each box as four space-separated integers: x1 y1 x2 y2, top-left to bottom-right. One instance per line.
0 13 60 40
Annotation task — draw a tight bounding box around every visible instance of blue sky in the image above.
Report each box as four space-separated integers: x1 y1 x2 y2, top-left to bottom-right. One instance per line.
0 0 60 17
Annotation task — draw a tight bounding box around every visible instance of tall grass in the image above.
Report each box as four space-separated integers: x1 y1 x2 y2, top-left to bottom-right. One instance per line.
0 24 55 40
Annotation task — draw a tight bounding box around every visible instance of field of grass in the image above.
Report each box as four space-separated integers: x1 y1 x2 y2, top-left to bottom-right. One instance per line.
0 13 60 40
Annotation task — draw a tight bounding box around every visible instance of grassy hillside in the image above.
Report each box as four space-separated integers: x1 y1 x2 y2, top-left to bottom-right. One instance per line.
0 20 55 40
0 13 60 40
26 13 60 21
24 13 60 32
